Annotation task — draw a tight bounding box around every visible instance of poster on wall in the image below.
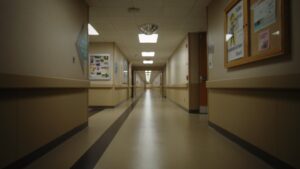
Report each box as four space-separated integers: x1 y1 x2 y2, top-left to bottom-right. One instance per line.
252 0 276 32
89 54 111 80
226 0 244 61
123 60 128 84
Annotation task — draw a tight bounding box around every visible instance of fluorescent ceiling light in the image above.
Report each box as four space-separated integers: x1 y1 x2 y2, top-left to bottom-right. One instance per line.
145 70 152 73
143 60 154 64
138 34 158 43
142 52 155 57
88 23 99 36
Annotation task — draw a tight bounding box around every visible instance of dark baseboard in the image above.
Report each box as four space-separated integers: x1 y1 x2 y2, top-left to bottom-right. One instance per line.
3 122 88 169
189 109 200 114
89 99 131 111
71 95 142 169
166 98 202 114
166 98 189 112
208 121 295 169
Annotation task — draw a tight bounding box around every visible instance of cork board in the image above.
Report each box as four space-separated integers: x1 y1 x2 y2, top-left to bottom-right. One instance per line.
249 0 286 58
224 0 288 68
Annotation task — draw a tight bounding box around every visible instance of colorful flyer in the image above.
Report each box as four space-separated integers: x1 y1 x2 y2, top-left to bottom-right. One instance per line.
258 29 270 51
89 54 111 80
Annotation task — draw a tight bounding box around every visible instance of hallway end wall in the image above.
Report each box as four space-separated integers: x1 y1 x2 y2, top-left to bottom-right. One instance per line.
207 0 300 168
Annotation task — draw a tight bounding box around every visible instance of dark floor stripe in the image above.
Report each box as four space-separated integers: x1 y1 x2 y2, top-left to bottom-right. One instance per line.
209 121 296 169
71 96 142 169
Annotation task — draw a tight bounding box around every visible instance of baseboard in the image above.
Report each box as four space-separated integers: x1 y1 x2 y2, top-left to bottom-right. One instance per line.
3 122 88 169
189 109 200 114
199 106 208 114
166 98 189 112
166 98 200 114
208 121 296 169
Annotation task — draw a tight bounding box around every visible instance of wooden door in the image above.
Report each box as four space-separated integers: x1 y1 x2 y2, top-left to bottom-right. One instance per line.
199 33 208 113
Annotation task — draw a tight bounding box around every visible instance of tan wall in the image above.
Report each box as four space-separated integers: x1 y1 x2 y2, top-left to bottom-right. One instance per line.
0 89 88 168
166 88 189 110
0 0 89 167
166 37 189 85
89 88 115 106
166 37 189 109
134 73 145 97
149 73 162 96
115 88 128 104
207 0 300 168
0 0 88 79
88 43 130 106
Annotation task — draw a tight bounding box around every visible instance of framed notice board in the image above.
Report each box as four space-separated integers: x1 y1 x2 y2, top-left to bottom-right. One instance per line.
224 0 287 68
89 54 111 80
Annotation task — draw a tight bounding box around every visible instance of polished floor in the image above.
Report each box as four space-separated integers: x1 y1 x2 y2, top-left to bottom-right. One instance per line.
94 90 272 169
26 89 272 169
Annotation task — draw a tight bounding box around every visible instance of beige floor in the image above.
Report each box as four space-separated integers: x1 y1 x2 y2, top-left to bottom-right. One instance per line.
94 89 272 169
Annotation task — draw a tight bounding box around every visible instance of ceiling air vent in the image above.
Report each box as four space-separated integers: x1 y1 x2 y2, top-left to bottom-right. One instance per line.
138 23 159 35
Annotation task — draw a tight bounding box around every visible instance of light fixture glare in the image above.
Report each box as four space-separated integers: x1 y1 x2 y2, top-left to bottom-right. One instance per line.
143 60 154 64
139 34 158 43
88 23 99 36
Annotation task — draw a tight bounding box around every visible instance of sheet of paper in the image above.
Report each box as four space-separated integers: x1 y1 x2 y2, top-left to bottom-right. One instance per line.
253 0 276 32
227 0 244 61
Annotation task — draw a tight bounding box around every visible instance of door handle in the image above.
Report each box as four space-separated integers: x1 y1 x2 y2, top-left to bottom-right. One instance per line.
200 76 206 83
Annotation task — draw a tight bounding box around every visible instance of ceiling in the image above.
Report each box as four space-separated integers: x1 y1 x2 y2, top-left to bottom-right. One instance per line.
86 0 211 67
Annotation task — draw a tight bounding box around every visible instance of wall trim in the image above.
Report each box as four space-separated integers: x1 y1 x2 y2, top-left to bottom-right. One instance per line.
208 121 296 169
3 122 88 169
165 84 188 89
89 84 113 89
206 74 300 89
0 73 89 89
114 86 129 89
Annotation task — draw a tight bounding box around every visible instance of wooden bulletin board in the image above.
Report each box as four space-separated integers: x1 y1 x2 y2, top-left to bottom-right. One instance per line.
224 0 287 68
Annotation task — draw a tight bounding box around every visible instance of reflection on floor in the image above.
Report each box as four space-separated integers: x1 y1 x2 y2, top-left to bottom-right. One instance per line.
26 89 272 169
95 90 271 169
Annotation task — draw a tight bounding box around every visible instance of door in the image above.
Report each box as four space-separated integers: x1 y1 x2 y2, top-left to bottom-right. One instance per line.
199 33 208 114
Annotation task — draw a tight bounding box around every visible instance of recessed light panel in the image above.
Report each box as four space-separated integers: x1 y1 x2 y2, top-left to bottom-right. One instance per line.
143 60 154 64
142 52 155 57
138 34 158 43
88 23 99 36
